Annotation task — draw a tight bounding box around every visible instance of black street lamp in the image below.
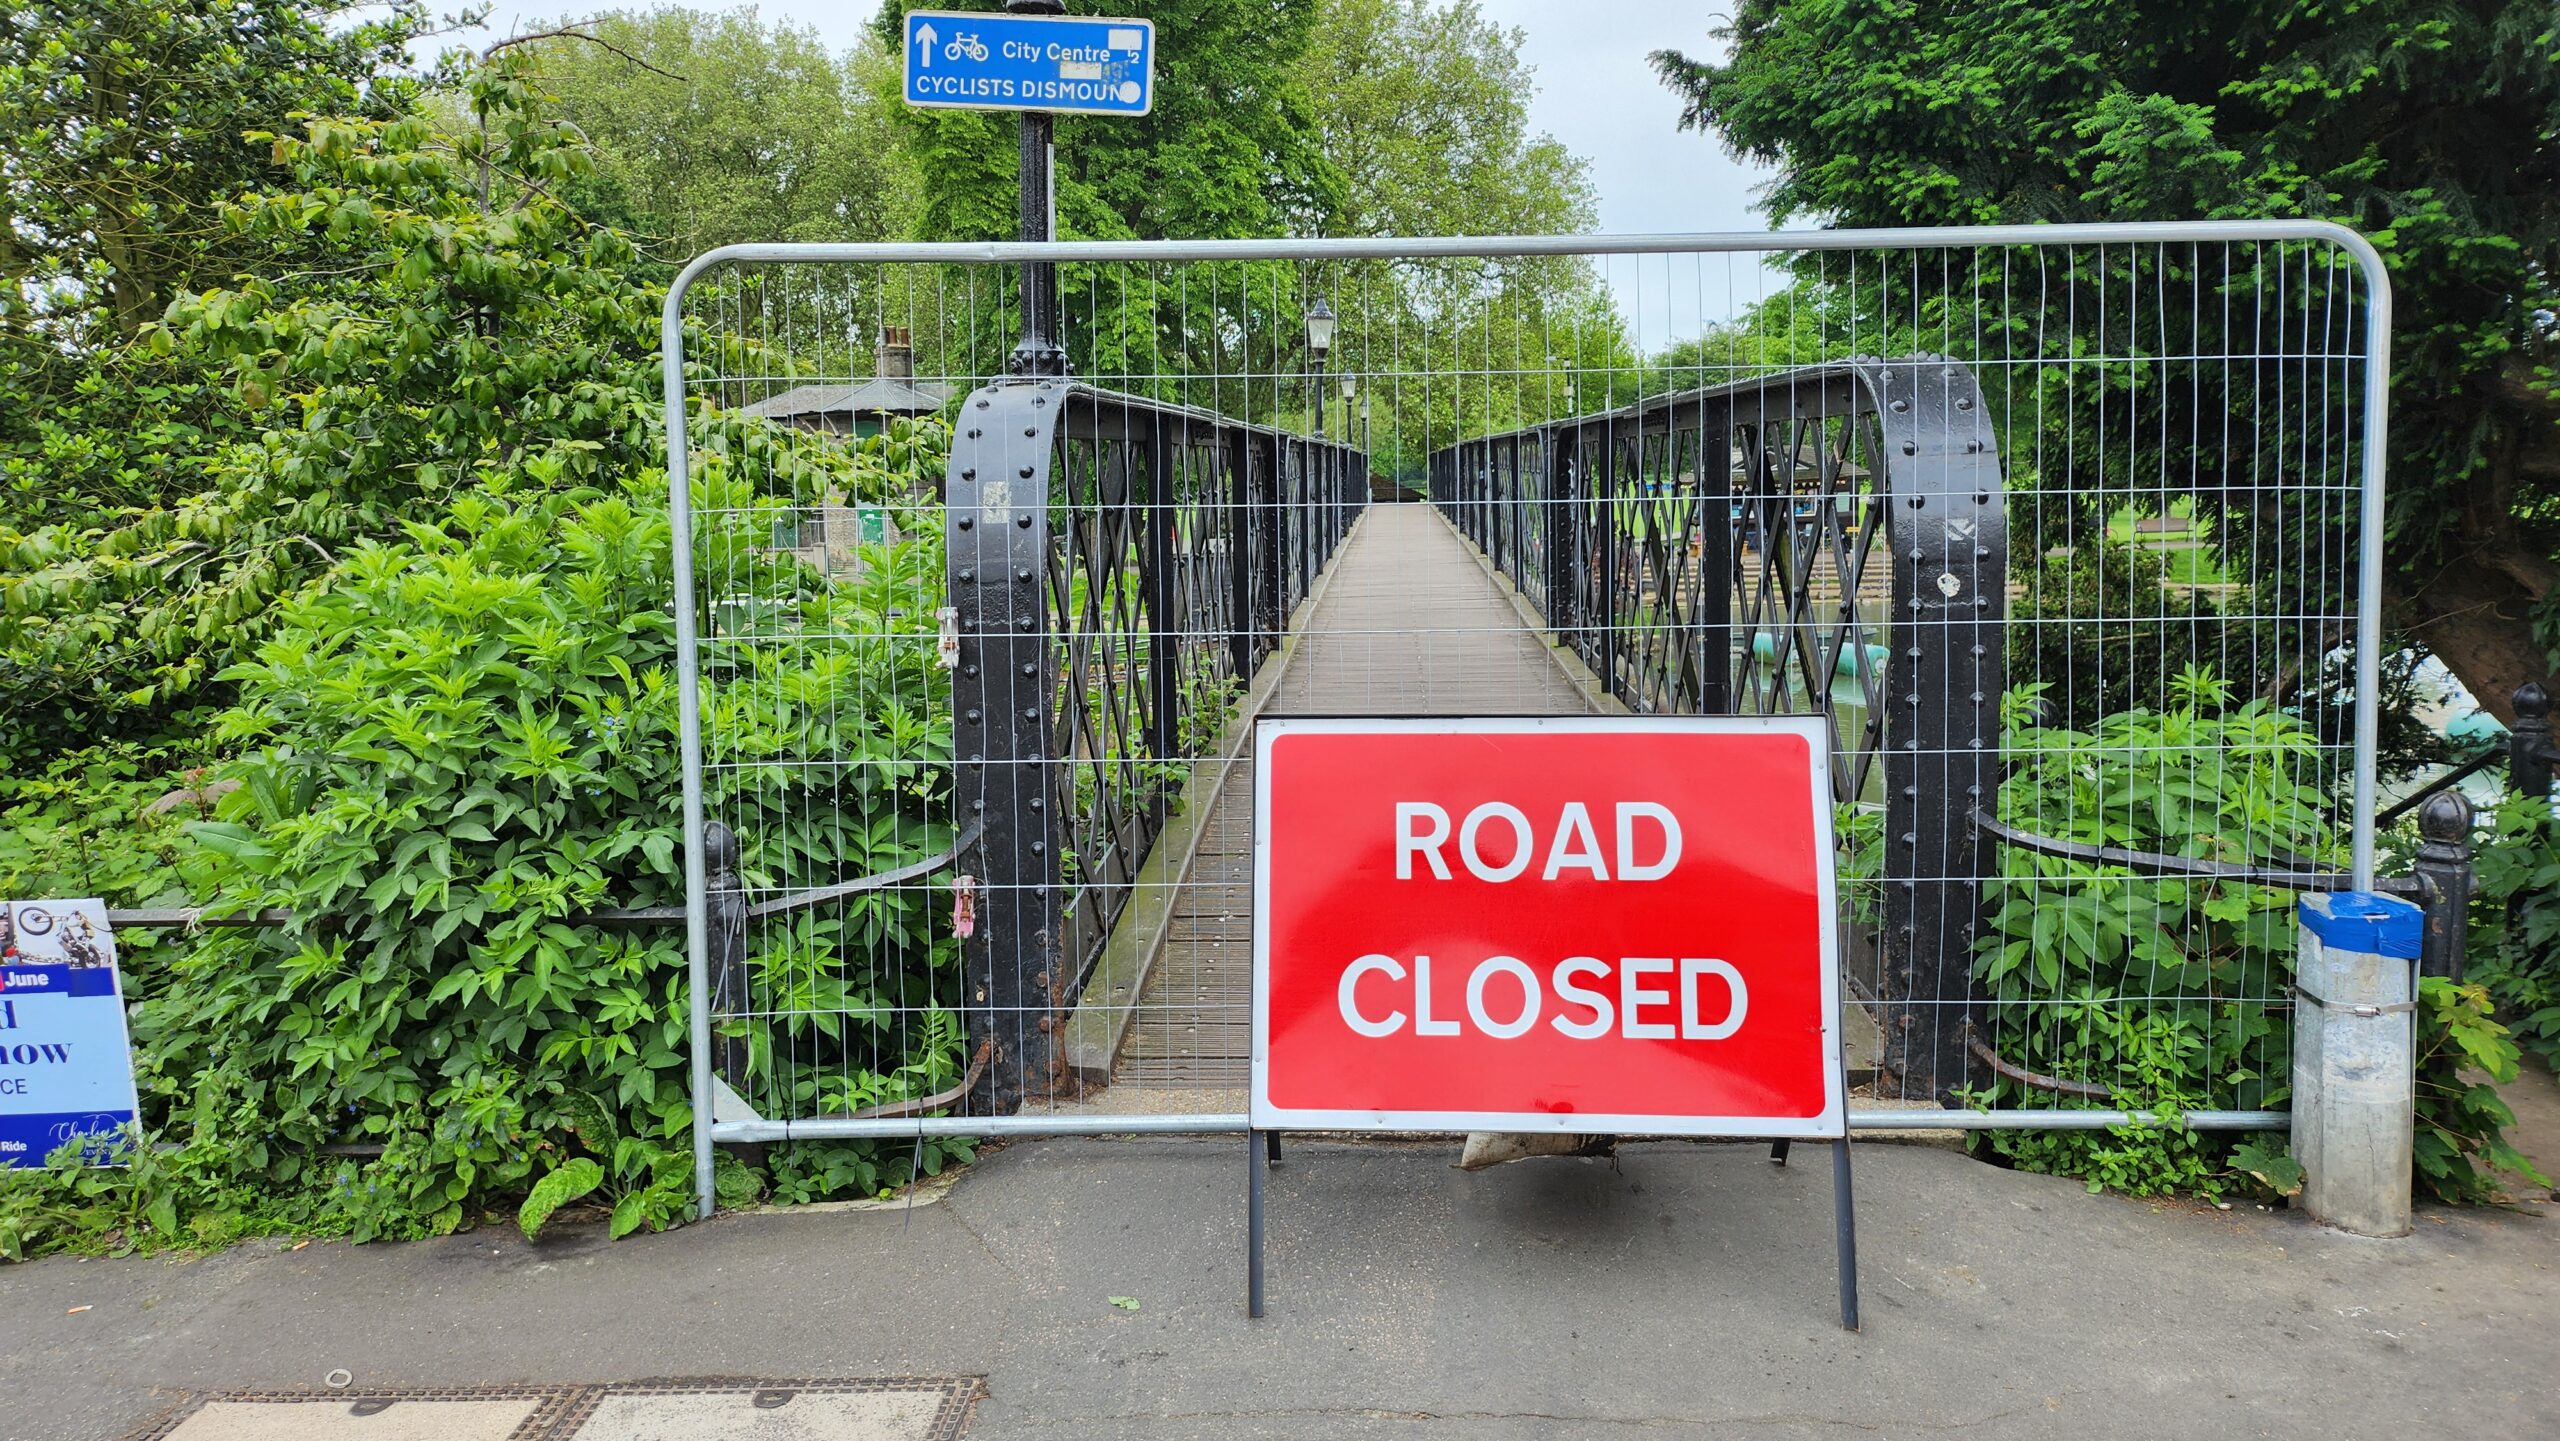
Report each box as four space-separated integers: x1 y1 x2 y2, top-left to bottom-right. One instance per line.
1305 295 1336 437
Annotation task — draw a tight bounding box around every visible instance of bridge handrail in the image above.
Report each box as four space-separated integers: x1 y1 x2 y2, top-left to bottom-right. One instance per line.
1423 356 2001 1098
946 378 1368 1108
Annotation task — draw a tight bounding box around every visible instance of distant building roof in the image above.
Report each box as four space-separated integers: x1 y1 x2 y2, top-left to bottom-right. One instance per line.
738 378 954 422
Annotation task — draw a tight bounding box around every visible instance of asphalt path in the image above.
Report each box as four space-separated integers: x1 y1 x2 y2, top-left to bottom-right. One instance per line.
5 1137 2553 1440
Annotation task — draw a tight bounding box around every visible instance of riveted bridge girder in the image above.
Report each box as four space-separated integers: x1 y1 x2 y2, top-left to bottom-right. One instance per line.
1866 360 2006 1102
947 380 1073 1111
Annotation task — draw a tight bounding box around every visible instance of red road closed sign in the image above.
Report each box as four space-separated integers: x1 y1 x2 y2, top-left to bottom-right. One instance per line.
1251 716 1845 1138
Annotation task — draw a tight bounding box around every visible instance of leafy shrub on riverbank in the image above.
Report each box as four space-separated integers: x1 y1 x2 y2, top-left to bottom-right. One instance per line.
1965 668 2538 1201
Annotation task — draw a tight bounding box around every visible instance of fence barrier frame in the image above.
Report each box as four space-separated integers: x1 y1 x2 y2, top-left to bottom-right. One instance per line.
662 223 2396 1220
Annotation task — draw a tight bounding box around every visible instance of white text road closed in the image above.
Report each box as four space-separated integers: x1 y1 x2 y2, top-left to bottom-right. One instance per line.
1252 716 1844 1137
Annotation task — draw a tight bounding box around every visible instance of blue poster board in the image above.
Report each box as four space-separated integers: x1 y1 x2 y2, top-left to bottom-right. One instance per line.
0 900 140 1167
902 9 1156 116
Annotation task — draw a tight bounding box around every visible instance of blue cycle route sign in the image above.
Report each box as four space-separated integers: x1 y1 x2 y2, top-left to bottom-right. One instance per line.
903 9 1156 117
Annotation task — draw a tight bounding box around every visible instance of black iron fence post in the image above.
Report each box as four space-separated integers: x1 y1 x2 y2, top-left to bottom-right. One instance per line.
1698 423 1732 715
704 819 750 1089
1331 445 1343 550
1144 419 1181 824
1508 434 1528 584
1452 443 1469 542
2410 790 2477 983
2512 681 2557 803
1595 429 1620 690
1296 442 1316 603
1328 444 1344 557
1475 440 1490 560
1255 432 1285 643
1546 429 1577 651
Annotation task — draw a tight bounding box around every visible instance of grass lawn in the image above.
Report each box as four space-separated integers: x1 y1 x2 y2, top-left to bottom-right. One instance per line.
2103 496 2230 587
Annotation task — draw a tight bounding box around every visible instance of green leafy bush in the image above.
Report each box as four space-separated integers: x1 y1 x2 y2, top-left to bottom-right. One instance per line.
1967 668 2542 1201
2472 793 2560 1072
3 458 966 1256
2413 977 2547 1203
149 476 700 1241
174 462 952 1228
1969 667 2322 1196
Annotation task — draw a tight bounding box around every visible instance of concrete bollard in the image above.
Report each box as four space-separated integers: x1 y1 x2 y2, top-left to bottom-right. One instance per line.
2292 892 2424 1237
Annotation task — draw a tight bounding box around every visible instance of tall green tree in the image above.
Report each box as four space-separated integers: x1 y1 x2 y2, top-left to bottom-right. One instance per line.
1289 0 1622 472
1652 0 2560 718
1301 0 1590 240
504 9 917 259
0 52 683 763
0 0 421 344
0 1 429 756
0 0 426 540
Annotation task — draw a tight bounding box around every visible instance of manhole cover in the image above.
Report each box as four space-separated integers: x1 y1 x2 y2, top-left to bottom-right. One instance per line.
127 1380 980 1441
131 1387 575 1441
557 1380 979 1441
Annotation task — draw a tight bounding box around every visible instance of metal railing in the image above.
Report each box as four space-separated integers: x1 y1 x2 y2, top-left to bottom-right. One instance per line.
1429 359 2003 1100
941 382 1364 1114
673 354 1362 1151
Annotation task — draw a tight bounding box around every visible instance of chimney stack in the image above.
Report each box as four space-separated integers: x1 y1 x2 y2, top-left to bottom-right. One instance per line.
877 326 914 381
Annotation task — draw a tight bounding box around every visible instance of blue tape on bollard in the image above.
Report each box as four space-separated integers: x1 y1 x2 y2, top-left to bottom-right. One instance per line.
2297 891 2423 960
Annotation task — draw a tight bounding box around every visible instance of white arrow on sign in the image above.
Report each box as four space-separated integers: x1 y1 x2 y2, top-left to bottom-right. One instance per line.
916 21 936 67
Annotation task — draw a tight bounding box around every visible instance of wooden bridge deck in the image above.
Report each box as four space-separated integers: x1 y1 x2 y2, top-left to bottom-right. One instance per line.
1102 503 1608 1098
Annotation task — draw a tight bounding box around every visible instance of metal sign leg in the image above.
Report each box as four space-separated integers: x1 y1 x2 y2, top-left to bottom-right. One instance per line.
1769 1139 1791 1166
1832 1136 1861 1332
1248 1127 1268 1318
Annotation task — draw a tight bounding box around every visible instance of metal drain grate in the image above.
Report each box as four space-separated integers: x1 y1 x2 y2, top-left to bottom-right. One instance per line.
125 1378 982 1441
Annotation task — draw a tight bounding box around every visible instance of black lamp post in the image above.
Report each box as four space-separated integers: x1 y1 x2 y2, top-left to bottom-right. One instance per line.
1305 296 1336 437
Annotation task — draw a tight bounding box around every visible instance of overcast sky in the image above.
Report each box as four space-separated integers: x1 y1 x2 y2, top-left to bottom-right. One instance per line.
443 2 1784 330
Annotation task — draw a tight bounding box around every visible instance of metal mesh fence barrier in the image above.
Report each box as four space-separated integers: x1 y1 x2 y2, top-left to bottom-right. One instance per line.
662 227 2388 1205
